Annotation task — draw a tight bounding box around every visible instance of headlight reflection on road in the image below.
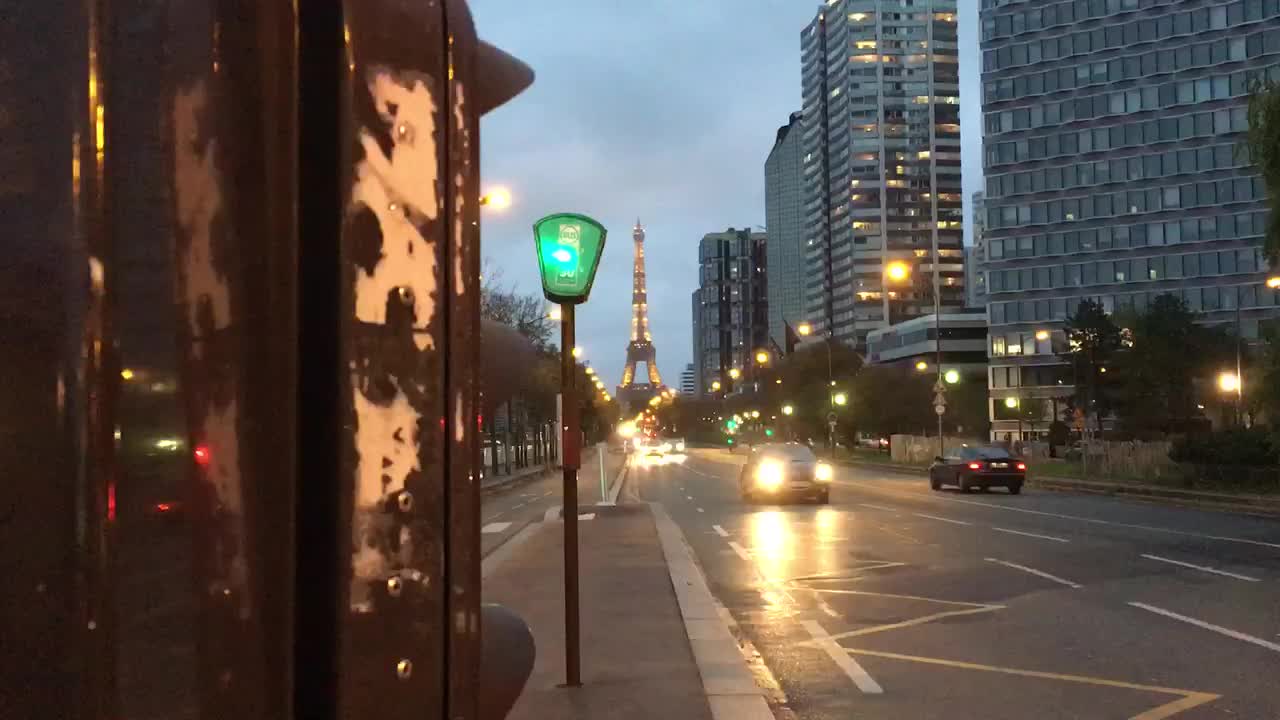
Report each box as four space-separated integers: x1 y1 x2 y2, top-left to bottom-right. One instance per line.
634 452 688 469
748 511 799 614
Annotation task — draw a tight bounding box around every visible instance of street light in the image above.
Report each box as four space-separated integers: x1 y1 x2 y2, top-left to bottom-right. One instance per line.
585 366 594 375
711 380 722 391
1218 372 1240 393
1268 275 1280 289
885 260 911 283
782 405 794 416
572 346 583 358
1004 397 1019 408
915 360 928 372
755 350 770 365
833 392 848 406
548 305 563 321
728 368 741 380
479 186 512 209
797 322 813 337
1035 329 1051 341
751 410 761 419
944 369 961 384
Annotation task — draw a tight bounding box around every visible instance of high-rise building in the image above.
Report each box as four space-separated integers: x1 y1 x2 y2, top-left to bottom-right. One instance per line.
679 363 697 397
691 289 704 398
693 228 769 396
965 191 990 308
980 0 1280 441
765 111 806 352
800 1 965 350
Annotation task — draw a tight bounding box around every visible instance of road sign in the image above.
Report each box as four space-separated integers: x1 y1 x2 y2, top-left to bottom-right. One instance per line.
933 392 947 408
933 380 946 393
935 404 947 416
533 213 607 304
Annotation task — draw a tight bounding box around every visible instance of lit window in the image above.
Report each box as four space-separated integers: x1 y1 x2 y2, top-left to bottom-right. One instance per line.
831 87 841 98
917 151 930 159
849 12 868 21
855 40 877 50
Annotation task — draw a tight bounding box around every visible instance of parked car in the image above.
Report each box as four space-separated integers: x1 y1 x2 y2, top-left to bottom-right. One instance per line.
738 443 832 504
929 445 1026 494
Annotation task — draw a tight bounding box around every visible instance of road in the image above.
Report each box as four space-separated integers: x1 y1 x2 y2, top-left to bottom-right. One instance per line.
629 447 1280 720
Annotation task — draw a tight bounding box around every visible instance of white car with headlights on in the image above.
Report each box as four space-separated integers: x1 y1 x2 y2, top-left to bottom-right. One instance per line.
738 443 832 504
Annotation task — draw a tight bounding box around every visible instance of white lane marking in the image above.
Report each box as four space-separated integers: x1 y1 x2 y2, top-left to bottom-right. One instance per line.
1140 554 1261 582
578 513 596 521
840 482 1280 550
860 503 898 512
686 495 694 500
914 512 971 526
712 525 730 537
816 596 841 619
992 527 1070 543
728 541 752 562
985 558 1081 588
801 620 883 694
1129 602 1280 654
543 506 560 522
696 507 705 513
481 522 512 534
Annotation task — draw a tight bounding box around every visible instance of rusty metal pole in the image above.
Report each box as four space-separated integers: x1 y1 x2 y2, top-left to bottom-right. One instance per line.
560 303 582 687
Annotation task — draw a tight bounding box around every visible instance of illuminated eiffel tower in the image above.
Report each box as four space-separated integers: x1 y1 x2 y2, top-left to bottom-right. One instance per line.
617 219 666 410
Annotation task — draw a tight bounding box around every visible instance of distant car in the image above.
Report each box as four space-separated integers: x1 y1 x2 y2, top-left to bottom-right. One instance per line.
929 446 1026 494
738 443 832 504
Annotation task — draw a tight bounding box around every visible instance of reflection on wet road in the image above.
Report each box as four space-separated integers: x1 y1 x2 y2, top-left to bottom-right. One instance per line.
633 448 1280 720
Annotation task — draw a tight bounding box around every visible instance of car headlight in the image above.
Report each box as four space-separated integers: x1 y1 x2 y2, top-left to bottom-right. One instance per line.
755 460 784 490
676 441 685 452
815 463 833 482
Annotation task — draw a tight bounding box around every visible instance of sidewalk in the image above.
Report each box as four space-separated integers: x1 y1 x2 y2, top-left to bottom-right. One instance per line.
482 504 717 720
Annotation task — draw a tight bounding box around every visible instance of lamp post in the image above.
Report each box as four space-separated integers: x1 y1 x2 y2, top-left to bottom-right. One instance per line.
533 212 608 687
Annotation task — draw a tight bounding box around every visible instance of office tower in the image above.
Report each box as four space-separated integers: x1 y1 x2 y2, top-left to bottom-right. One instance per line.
765 111 805 351
980 0 1280 440
800 0 965 350
693 228 769 396
966 191 990 308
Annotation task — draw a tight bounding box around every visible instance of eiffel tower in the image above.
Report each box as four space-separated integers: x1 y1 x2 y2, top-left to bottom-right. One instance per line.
617 219 666 410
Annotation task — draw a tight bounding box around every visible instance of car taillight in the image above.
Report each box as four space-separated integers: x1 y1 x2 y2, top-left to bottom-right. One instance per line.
967 462 983 470
1016 462 1027 471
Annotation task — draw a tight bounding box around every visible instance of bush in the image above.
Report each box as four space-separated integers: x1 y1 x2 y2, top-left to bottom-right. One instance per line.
1170 428 1279 467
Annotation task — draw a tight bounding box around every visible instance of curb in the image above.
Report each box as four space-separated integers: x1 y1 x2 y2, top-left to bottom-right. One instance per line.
480 465 554 496
836 459 1280 517
650 503 773 720
604 460 629 505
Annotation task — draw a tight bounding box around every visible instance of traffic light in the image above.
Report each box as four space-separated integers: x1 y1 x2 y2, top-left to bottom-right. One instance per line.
765 428 774 437
726 419 738 430
727 437 734 445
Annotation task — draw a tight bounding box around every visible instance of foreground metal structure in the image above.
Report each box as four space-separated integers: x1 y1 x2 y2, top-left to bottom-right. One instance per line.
0 1 532 718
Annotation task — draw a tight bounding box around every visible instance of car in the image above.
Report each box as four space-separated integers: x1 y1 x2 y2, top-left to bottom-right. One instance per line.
929 445 1026 494
738 443 833 504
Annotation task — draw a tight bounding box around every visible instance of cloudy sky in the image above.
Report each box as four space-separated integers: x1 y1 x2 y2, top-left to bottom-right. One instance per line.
473 1 982 391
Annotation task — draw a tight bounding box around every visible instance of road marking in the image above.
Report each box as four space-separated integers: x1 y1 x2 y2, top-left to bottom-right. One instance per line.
712 524 730 537
480 522 512 534
839 482 1280 549
913 512 971 526
1139 554 1261 582
696 507 705 513
840 647 1218 719
578 513 596 521
797 590 1003 644
992 526 1070 543
686 495 694 500
985 558 1081 588
543 506 560 522
859 503 898 512
728 540 752 562
801 620 883 694
1129 602 1280 654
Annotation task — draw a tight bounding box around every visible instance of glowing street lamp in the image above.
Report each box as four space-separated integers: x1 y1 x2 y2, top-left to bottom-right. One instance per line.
585 366 594 375
751 410 761 419
782 405 794 416
915 360 928 372
1268 275 1280 290
797 321 813 337
548 305 563 321
944 369 961 384
728 368 741 380
833 392 848 406
885 260 911 283
711 380 722 391
1004 397 1019 408
1218 372 1240 393
479 186 512 209
120 368 136 381
754 350 770 365
572 346 583 359
1035 329 1051 341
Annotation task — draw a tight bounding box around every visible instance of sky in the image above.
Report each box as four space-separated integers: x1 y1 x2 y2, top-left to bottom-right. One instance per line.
473 1 982 392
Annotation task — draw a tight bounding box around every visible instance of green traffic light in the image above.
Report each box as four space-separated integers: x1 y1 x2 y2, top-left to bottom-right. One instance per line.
765 429 774 437
726 438 734 445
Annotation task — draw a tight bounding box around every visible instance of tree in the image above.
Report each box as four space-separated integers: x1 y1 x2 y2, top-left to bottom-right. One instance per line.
849 366 934 439
480 260 555 351
1111 294 1233 437
1258 324 1280 436
1244 80 1280 266
1061 299 1121 435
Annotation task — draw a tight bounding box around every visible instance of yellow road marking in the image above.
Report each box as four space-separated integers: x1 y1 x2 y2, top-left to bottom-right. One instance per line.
821 606 1004 641
843 647 1219 720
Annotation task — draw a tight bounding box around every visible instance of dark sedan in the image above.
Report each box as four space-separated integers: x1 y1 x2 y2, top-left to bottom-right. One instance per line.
929 446 1026 494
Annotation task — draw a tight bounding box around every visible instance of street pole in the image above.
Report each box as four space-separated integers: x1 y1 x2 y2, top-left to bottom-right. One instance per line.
560 303 581 687
934 252 943 460
598 444 608 504
1235 303 1243 427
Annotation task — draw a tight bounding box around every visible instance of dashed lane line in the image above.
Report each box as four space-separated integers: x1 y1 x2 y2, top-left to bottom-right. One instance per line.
1140 554 1261 582
913 512 971 526
728 540 752 562
696 507 705 513
859 503 898 512
991 526 1070 543
801 620 883 694
1129 602 1280 654
480 522 512 534
712 524 730 537
985 557 1082 588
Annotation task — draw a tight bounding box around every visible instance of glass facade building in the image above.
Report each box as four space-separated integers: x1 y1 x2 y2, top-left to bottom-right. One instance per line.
981 0 1280 440
800 0 966 350
765 111 806 352
693 229 769 396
